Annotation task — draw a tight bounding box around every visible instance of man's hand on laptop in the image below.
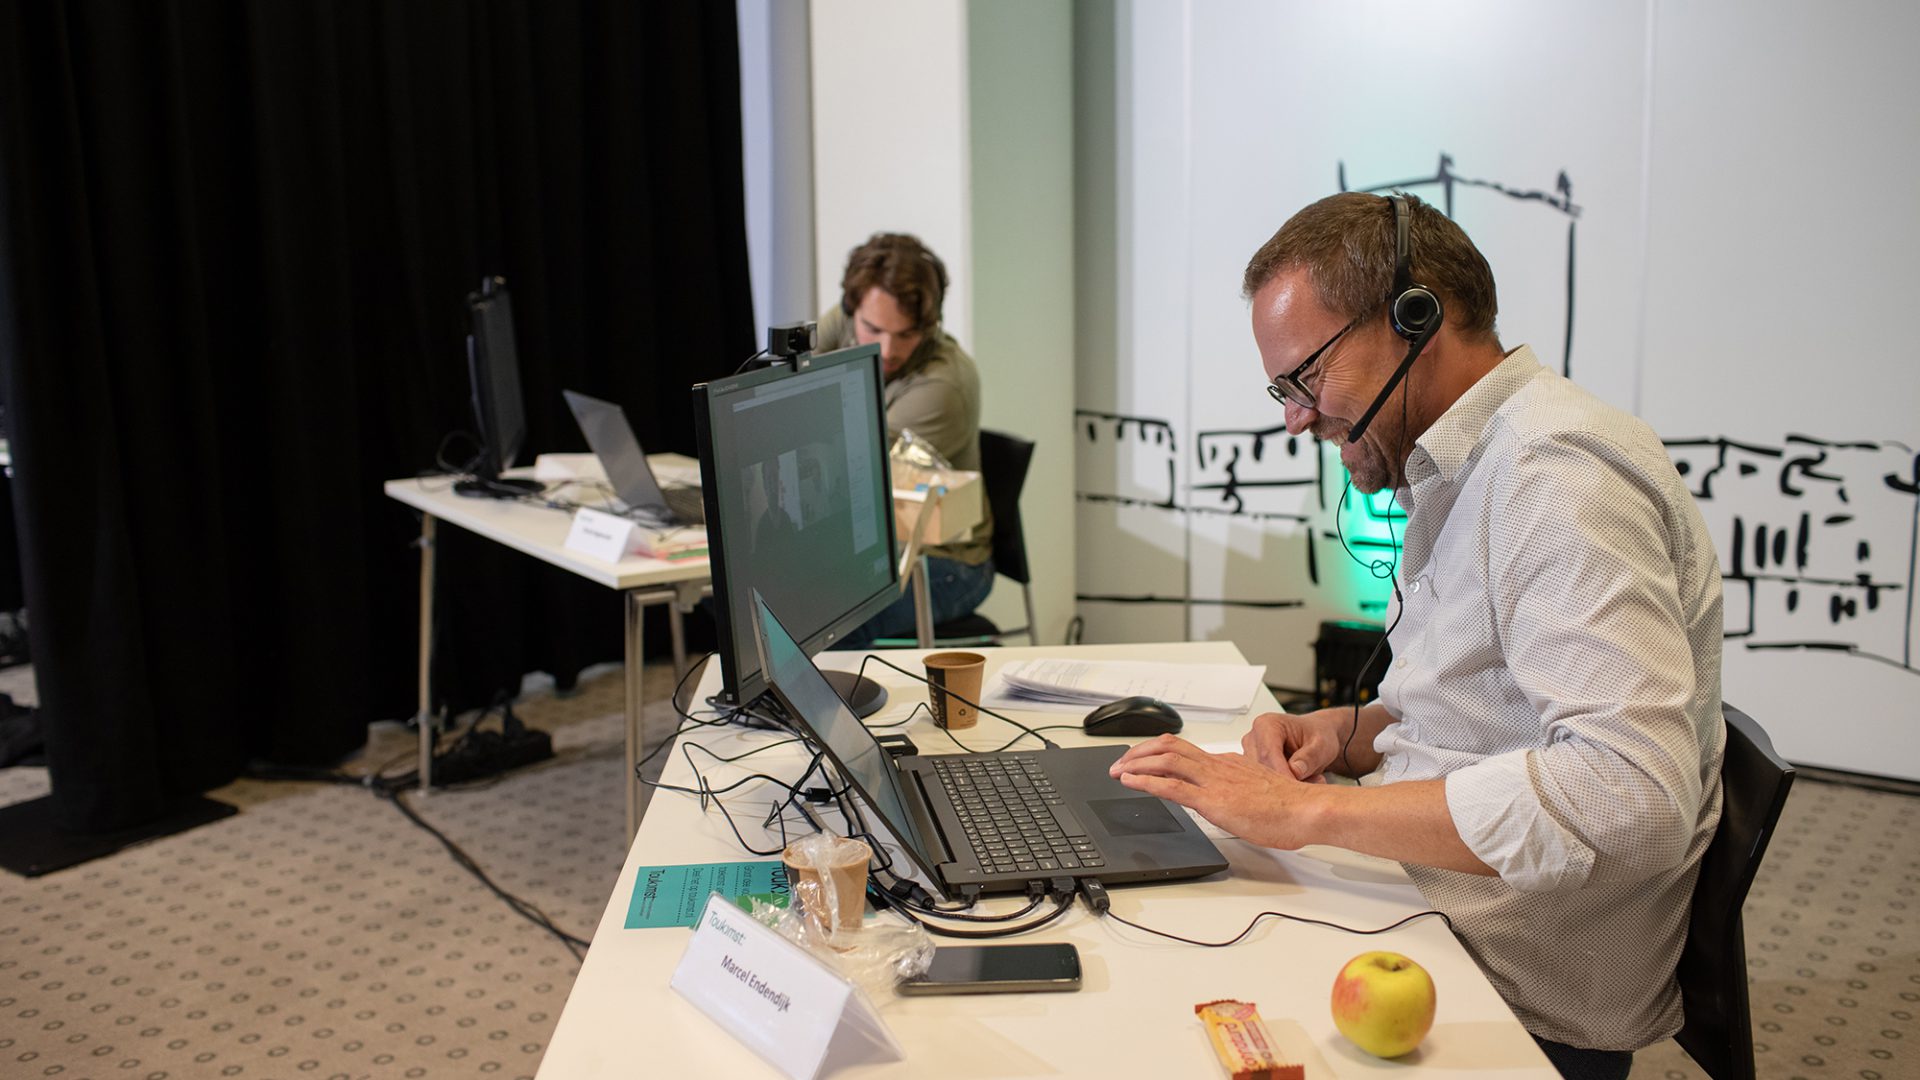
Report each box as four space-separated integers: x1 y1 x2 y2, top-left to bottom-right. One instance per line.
1240 709 1347 783
1109 736 1324 851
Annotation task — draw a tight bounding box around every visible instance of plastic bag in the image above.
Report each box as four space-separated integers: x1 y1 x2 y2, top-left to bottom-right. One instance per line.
889 428 955 473
749 833 934 999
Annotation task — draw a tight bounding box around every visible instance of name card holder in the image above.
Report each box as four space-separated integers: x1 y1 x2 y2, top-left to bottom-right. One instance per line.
563 506 636 562
671 892 902 1080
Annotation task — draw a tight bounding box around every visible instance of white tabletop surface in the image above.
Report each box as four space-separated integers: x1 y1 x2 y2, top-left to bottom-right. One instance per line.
539 642 1557 1079
383 456 712 592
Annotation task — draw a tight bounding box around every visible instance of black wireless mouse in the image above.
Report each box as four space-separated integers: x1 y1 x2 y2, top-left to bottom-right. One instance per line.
1083 695 1184 737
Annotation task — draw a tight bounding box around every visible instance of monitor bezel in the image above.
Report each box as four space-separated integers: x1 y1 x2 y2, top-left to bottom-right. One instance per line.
465 283 527 480
692 344 899 708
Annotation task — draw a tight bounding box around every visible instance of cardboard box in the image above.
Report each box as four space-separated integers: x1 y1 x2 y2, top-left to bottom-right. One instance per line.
892 465 983 545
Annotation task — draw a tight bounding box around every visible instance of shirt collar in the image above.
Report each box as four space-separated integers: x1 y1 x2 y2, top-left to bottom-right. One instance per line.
885 329 944 385
1411 345 1544 485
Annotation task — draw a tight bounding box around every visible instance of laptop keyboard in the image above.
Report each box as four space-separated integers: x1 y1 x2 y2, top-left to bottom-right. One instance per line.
931 755 1107 875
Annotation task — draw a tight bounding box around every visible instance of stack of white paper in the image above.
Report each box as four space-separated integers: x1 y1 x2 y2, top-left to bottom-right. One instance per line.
981 658 1267 720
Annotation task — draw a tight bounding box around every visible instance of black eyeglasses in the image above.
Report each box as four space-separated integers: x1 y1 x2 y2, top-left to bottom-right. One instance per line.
1265 310 1366 410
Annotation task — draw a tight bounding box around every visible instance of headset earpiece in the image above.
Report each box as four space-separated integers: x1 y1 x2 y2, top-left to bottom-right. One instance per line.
1392 285 1441 339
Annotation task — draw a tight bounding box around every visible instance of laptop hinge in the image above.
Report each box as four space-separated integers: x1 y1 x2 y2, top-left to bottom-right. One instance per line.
903 766 959 866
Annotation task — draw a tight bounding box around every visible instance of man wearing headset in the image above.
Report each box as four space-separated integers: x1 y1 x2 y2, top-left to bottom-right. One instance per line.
815 232 994 646
1113 193 1725 1080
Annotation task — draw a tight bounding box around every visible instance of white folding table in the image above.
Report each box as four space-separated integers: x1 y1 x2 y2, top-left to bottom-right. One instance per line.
538 641 1560 1078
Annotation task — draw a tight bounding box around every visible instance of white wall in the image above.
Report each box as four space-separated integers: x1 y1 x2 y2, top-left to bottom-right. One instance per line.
1637 0 1920 779
966 1 1075 643
810 0 1079 645
810 0 972 342
1075 0 1920 778
737 0 817 332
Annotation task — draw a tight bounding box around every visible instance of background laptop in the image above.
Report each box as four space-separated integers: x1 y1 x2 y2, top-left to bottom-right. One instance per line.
562 389 704 524
750 591 1227 899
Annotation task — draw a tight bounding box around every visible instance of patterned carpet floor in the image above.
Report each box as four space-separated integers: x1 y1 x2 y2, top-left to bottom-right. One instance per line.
0 662 1913 1079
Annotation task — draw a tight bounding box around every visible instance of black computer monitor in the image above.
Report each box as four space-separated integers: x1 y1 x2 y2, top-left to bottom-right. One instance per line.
456 276 540 498
693 344 899 717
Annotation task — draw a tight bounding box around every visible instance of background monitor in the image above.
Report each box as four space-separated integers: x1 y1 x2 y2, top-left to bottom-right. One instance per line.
693 344 898 716
457 277 540 497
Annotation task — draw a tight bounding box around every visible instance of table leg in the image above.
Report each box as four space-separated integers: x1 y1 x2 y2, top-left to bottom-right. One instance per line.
668 603 688 684
914 554 935 648
417 514 437 794
624 590 645 841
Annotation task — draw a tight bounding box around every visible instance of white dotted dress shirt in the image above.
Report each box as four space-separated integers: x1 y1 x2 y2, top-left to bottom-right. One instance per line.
1371 345 1726 1050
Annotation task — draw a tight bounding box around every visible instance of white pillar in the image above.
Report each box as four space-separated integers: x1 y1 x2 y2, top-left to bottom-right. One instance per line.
811 0 1077 643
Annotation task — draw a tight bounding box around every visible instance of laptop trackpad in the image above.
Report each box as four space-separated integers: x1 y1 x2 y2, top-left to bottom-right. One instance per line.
1086 797 1185 836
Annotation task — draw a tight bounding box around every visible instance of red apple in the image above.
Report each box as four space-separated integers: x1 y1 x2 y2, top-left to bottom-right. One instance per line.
1330 950 1436 1057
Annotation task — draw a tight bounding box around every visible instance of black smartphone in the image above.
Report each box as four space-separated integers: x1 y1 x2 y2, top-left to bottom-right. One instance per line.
897 943 1082 995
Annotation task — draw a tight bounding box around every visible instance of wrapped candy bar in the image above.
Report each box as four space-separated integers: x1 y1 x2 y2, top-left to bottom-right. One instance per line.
1193 999 1303 1080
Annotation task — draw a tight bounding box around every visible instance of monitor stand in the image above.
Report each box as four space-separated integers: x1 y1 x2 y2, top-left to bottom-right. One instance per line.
822 671 888 719
454 476 544 499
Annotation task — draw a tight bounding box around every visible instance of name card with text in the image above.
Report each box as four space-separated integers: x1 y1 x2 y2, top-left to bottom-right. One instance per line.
563 506 636 562
670 893 901 1080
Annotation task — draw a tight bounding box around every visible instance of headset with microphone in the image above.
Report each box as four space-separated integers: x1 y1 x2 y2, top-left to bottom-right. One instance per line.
1331 194 1437 775
1345 194 1444 444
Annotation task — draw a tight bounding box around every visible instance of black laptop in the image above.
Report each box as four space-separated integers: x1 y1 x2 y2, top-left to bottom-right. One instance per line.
562 389 705 525
750 592 1228 899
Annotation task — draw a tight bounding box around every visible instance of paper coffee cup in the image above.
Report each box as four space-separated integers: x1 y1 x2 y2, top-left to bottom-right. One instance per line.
780 834 871 935
923 651 986 729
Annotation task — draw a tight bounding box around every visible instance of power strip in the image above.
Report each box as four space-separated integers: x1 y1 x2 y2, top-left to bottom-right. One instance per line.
430 729 555 786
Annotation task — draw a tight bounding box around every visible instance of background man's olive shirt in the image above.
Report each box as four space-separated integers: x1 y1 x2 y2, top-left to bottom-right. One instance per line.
816 307 991 565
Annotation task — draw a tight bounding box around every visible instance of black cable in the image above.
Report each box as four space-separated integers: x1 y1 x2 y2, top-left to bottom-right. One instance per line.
884 891 1075 939
639 756 824 800
1079 877 1450 946
942 722 1083 756
686 771 814 858
863 702 931 730
245 761 592 961
632 653 765 778
889 890 1044 924
1336 487 1404 778
1330 359 1415 775
432 429 486 477
849 653 1062 750
681 736 803 765
864 698 1076 752
649 737 843 858
378 786 589 960
1103 902 1450 947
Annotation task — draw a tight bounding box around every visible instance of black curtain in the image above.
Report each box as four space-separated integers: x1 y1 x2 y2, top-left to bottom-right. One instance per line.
0 2 753 832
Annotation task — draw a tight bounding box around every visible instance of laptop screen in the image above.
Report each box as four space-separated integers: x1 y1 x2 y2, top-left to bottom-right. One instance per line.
563 390 668 512
750 592 943 877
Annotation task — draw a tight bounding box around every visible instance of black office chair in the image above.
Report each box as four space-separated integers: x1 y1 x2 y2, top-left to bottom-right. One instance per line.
915 430 1038 646
1673 703 1795 1080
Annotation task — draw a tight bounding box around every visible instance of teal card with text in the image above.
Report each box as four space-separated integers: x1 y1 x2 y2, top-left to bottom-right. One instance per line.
624 860 790 929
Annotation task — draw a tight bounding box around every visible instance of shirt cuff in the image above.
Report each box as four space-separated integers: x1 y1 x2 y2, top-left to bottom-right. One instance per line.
1444 750 1596 892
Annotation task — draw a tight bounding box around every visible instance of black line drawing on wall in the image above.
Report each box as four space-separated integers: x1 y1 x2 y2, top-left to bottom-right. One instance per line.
1666 435 1917 676
1077 412 1920 674
1340 153 1582 377
1076 408 1400 614
1077 153 1919 681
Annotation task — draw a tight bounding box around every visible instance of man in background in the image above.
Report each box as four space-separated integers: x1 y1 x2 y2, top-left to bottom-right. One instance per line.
818 233 993 646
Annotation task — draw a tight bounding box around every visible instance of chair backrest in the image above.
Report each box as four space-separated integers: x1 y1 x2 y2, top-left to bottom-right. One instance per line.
1674 703 1795 1080
976 430 1035 585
